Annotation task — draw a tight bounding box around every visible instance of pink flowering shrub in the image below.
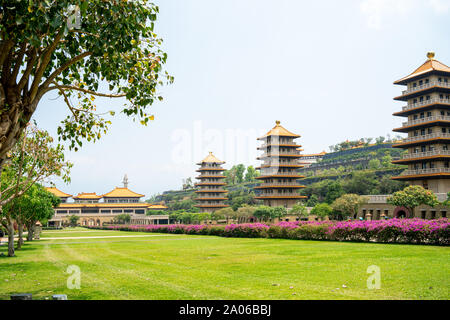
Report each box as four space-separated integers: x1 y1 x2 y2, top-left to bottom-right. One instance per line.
86 218 450 245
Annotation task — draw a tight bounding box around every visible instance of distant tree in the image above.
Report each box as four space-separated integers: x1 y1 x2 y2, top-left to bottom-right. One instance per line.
378 176 407 194
214 207 235 223
375 136 385 144
69 214 80 227
244 165 258 182
270 206 287 219
368 159 381 170
115 214 131 224
331 194 368 220
310 203 332 220
235 164 246 184
236 205 256 223
342 171 379 195
290 203 309 219
253 205 273 222
325 181 344 204
387 186 439 218
306 194 318 207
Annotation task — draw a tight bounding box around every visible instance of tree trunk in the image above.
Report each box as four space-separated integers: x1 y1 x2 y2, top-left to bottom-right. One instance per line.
7 219 15 257
26 222 34 241
17 222 23 249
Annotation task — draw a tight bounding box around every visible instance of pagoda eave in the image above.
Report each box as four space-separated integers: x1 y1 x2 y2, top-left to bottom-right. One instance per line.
392 173 450 180
254 195 307 200
392 155 450 164
256 175 305 179
254 185 305 189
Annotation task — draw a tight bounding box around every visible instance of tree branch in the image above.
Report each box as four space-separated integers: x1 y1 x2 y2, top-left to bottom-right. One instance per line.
45 84 126 98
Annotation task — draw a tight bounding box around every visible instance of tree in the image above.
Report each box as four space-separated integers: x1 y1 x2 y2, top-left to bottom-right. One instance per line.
310 203 332 220
69 214 80 227
253 205 273 222
115 214 131 224
236 205 256 223
324 181 344 204
368 159 381 170
0 125 71 256
0 1 171 158
342 171 379 195
331 194 368 220
290 202 309 219
270 206 287 220
235 164 245 184
244 165 258 182
214 207 235 223
387 185 439 218
306 194 318 207
4 184 60 248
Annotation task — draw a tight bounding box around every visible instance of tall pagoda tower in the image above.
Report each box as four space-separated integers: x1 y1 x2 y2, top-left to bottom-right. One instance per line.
194 152 229 212
392 52 450 193
255 121 306 208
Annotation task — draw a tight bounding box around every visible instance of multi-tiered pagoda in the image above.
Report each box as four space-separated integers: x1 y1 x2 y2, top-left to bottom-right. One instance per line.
255 121 306 208
391 52 450 193
194 152 229 212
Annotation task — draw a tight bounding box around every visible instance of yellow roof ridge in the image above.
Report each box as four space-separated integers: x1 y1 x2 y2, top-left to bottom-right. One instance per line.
102 187 145 198
45 187 72 198
197 152 225 164
394 52 450 84
258 120 300 139
73 192 102 199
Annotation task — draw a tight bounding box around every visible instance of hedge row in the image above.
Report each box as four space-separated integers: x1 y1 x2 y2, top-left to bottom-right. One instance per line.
87 218 450 246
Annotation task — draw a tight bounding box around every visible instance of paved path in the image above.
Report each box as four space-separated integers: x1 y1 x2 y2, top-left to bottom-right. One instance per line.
39 234 177 240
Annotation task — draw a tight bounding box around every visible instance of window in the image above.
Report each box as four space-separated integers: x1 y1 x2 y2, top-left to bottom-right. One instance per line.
442 211 447 218
442 128 447 133
428 128 433 134
421 129 425 135
420 112 424 118
427 111 432 117
441 111 445 116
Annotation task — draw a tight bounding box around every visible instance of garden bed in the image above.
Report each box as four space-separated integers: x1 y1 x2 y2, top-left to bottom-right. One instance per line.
86 218 450 246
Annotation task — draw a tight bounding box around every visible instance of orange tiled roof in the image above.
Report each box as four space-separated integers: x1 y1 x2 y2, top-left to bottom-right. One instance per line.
197 152 225 164
102 187 144 198
299 151 326 157
45 187 72 198
258 121 300 139
394 53 450 84
73 192 102 200
148 204 168 209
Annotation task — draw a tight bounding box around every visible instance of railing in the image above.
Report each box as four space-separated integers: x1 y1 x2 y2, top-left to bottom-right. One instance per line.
366 193 448 203
256 193 302 197
401 150 450 159
402 98 450 111
258 151 300 157
256 183 304 187
260 171 300 176
398 132 450 144
400 167 450 176
196 188 227 192
402 81 450 95
402 115 450 127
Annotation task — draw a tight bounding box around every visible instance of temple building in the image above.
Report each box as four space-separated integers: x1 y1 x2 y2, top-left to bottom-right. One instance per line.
255 121 306 208
298 151 326 168
194 152 229 212
46 176 168 227
391 52 450 193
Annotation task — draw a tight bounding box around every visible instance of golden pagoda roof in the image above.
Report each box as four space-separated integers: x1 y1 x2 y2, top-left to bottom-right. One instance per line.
300 151 327 157
73 192 102 200
102 187 144 198
258 121 300 139
197 152 225 164
45 187 72 198
394 52 450 84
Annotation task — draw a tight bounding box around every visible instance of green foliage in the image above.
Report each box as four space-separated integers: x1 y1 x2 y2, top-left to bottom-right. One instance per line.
387 186 439 215
310 203 332 219
68 215 80 227
331 194 368 220
0 0 172 152
115 214 131 224
306 194 318 207
289 202 308 218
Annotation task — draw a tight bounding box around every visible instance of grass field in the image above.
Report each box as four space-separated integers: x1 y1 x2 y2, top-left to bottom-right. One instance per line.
0 227 449 300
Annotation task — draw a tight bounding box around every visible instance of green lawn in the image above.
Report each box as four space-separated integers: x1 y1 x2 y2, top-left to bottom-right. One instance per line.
0 228 449 300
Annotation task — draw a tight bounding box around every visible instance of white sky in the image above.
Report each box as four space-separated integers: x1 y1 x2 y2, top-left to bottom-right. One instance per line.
32 0 450 198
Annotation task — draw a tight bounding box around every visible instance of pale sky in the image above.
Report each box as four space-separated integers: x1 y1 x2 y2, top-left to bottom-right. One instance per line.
32 0 450 199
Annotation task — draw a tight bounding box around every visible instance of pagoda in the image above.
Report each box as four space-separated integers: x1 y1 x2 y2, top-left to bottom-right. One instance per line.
194 152 229 212
391 52 450 193
255 121 306 208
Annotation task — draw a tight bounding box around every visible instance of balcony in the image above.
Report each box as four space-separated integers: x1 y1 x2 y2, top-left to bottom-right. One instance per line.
395 132 450 145
401 115 450 127
401 81 450 95
399 167 450 176
254 182 305 188
401 150 450 160
401 98 450 112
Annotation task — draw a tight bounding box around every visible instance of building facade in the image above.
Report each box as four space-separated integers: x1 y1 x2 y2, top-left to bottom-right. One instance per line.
255 121 306 208
47 180 168 227
391 52 450 193
194 152 229 212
